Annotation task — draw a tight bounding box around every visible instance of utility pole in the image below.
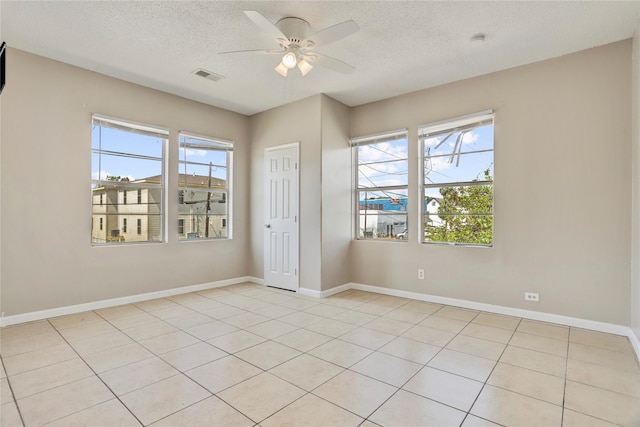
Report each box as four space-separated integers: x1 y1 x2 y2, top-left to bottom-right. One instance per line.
205 162 212 238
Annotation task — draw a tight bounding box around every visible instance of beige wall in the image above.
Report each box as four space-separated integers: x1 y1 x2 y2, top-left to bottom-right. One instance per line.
320 95 352 291
350 41 632 325
2 40 637 328
0 49 250 316
632 21 640 339
249 95 323 291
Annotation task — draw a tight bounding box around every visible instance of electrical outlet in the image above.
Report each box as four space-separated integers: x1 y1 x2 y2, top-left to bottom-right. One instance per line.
418 269 425 280
524 292 539 302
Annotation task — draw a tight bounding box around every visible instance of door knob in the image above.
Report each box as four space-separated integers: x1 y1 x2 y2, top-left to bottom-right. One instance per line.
264 224 271 228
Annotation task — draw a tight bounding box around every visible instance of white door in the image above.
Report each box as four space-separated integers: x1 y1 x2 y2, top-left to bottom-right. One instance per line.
264 144 299 291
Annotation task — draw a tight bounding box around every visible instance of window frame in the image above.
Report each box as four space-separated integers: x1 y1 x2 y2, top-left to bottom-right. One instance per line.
351 129 409 242
91 114 168 246
178 131 233 241
418 110 494 247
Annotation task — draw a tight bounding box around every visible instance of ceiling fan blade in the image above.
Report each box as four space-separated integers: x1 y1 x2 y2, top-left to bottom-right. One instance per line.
218 49 282 56
306 52 355 74
303 20 359 48
244 11 287 41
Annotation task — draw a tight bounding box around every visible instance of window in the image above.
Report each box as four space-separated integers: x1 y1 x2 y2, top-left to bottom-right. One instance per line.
99 218 103 231
123 218 127 233
178 219 185 235
419 110 494 246
99 194 103 205
91 115 167 245
351 129 408 240
178 132 233 240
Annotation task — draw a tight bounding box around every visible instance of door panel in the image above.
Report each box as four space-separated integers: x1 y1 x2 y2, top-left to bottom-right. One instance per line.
264 145 298 291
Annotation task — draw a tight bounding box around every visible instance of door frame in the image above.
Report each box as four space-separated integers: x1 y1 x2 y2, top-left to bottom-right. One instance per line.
264 142 300 291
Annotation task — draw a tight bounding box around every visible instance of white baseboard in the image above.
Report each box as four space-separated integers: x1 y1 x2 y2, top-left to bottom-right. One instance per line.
246 276 265 286
0 276 257 327
297 288 321 298
630 330 640 361
298 283 352 298
348 282 631 336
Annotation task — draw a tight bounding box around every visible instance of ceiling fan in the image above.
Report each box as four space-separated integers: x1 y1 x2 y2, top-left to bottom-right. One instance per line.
219 11 359 77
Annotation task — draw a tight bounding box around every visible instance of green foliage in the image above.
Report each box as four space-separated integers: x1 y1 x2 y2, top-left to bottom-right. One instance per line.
106 175 130 182
425 169 493 245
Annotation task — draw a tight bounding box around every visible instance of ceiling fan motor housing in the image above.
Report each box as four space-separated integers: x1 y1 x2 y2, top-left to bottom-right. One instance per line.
276 17 310 45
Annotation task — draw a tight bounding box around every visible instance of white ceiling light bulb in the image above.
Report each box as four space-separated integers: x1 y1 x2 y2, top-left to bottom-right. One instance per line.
282 51 297 69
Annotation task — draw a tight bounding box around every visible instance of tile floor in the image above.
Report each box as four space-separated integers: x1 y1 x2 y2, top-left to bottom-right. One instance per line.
1 283 639 427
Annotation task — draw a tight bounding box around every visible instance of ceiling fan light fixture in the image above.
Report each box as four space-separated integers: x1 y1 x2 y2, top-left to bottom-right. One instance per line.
230 11 359 78
275 62 289 77
282 51 297 69
297 58 313 76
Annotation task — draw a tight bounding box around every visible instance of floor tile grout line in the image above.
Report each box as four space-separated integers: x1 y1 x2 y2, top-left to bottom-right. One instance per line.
184 336 314 425
12 376 124 427
354 359 441 421
325 308 471 424
468 318 621 414
564 327 638 426
142 393 213 426
177 292 422 424
41 318 147 427
561 327 572 427
88 288 374 381
181 355 263 397
392 318 633 423
1 356 26 427
459 315 523 426
400 308 486 423
58 294 280 423
563 376 640 400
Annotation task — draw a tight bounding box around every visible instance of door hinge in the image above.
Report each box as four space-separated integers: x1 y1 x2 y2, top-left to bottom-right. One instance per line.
295 216 297 223
295 163 298 170
295 268 297 275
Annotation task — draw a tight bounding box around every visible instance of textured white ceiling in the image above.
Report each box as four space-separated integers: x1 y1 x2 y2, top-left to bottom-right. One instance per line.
1 1 639 115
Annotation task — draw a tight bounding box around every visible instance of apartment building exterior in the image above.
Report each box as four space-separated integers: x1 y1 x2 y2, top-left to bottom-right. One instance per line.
91 174 227 243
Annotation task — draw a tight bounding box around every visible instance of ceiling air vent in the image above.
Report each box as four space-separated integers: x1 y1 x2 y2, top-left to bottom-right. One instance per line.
192 68 224 82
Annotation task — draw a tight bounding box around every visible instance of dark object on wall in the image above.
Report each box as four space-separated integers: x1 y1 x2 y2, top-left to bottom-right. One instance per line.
0 42 5 94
